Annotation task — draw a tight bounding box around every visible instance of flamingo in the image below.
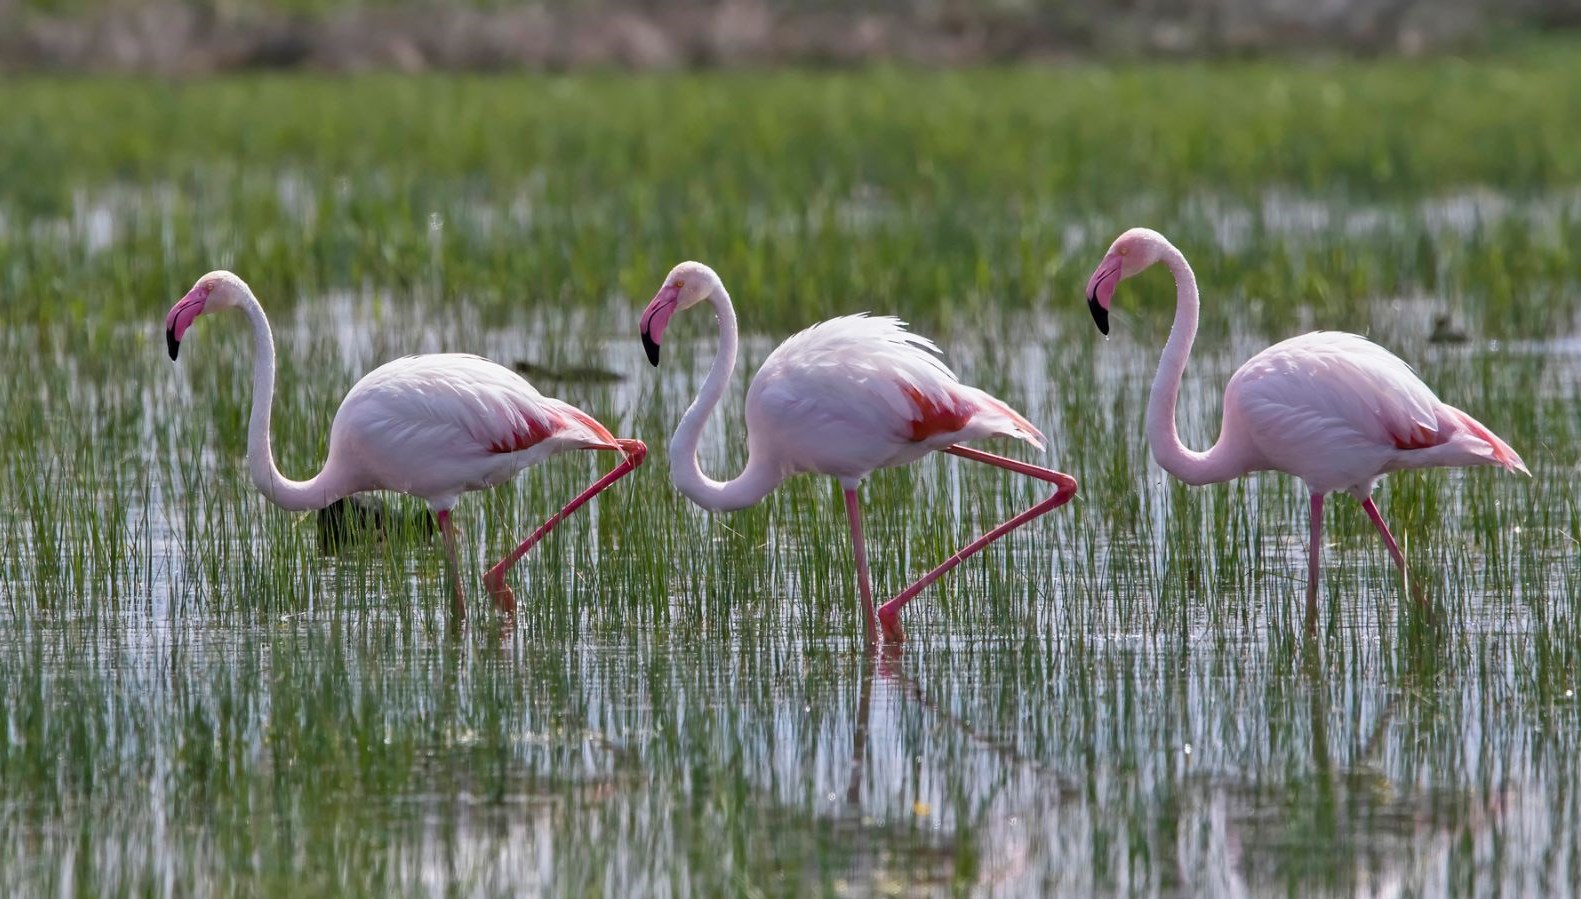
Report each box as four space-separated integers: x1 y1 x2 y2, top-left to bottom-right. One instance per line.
639 261 1078 644
164 271 647 618
1084 228 1528 629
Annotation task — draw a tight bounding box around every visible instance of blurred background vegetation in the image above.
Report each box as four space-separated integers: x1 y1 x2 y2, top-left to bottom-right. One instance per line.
4 0 1581 74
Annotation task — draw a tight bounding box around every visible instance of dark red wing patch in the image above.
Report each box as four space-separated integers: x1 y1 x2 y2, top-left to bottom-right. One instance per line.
488 416 554 454
1390 420 1449 451
487 405 619 454
902 384 973 442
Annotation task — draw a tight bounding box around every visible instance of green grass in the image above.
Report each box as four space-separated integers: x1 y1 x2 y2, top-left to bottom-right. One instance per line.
1 45 1579 895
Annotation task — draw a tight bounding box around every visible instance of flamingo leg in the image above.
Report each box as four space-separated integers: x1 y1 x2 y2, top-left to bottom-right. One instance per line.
1359 497 1407 575
1360 496 1425 608
1306 494 1324 635
842 488 880 645
483 439 648 617
437 509 467 620
875 445 1078 644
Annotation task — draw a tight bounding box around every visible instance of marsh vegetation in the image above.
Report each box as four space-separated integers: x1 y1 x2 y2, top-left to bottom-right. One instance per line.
1 48 1578 894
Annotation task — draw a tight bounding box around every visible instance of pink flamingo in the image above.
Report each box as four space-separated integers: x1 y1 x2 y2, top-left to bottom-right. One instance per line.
639 261 1078 644
164 271 647 618
1085 228 1528 628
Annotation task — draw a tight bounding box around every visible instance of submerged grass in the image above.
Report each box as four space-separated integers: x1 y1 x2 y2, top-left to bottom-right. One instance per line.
0 43 1579 896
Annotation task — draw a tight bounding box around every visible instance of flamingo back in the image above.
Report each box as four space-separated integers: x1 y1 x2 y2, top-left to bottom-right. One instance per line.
1226 332 1526 494
330 354 615 504
746 315 1044 478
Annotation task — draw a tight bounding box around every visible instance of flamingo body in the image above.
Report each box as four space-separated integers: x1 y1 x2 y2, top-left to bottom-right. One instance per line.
1221 331 1526 497
743 314 1046 485
332 354 619 509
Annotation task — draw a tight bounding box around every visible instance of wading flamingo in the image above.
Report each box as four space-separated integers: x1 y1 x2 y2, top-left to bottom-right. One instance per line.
165 271 646 618
639 261 1077 644
1084 228 1528 629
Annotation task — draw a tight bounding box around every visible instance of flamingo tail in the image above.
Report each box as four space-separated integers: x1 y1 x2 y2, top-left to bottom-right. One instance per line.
1447 406 1529 475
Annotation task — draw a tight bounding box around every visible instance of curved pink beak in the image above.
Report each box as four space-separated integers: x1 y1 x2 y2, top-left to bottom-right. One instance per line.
164 284 210 360
639 283 680 366
1085 252 1122 336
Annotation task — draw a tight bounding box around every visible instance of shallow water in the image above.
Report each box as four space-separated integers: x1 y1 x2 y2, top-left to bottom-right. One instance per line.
3 232 1577 896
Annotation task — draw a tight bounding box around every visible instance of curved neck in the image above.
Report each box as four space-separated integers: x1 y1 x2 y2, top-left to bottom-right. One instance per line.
1145 248 1250 487
239 295 345 511
668 286 784 512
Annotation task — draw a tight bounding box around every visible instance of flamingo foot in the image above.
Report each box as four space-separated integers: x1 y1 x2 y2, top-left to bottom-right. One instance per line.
879 606 906 643
1405 580 1436 631
1408 579 1428 609
866 447 1076 643
860 615 878 647
485 573 517 617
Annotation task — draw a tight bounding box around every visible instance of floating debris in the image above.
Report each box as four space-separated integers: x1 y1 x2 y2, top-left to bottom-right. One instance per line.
1429 313 1470 344
513 360 624 383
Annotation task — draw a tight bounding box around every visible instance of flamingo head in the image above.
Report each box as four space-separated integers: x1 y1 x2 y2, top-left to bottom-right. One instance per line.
640 260 723 366
1085 228 1172 336
165 270 249 361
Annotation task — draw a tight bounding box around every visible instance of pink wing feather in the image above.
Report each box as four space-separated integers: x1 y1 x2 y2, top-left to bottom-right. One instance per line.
339 354 616 458
753 314 1045 450
1229 332 1526 478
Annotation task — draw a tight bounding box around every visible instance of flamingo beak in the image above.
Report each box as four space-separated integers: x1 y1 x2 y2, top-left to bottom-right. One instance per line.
641 330 661 367
164 287 208 361
1085 254 1121 336
1087 297 1109 336
639 283 681 367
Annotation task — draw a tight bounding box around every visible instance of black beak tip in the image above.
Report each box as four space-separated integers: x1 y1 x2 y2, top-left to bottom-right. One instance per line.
1087 296 1110 336
641 331 661 367
166 329 181 360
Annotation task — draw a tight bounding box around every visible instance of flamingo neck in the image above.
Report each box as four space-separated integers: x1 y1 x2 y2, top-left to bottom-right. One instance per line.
668 286 784 512
240 294 345 511
1145 246 1250 487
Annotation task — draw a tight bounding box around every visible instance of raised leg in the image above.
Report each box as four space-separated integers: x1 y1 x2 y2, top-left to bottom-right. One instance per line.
1359 496 1407 575
843 488 879 645
483 439 648 617
1360 495 1425 608
437 508 467 620
875 445 1078 643
1306 493 1324 635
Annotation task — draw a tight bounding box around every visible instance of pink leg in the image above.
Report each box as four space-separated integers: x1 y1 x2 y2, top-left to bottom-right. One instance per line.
437 509 467 620
843 488 879 645
483 439 648 617
1306 494 1323 635
1360 496 1406 575
1360 495 1425 608
875 446 1078 643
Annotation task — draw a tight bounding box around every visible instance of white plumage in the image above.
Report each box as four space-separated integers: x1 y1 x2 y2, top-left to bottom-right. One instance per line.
747 314 1046 479
1226 331 1526 496
334 353 618 508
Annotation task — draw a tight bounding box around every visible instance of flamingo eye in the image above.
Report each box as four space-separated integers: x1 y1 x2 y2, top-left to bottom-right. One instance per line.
674 279 685 290
1118 246 1129 256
